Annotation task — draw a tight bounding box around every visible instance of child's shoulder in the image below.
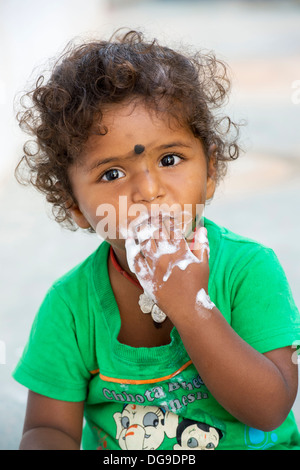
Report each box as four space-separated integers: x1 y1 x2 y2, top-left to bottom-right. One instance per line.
205 217 266 245
205 218 289 296
205 218 277 267
50 241 109 300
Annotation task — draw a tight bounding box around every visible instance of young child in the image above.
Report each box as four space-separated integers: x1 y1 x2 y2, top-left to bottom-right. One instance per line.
13 30 300 450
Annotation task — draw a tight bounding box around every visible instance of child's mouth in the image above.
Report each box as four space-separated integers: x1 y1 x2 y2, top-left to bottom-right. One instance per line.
120 210 198 243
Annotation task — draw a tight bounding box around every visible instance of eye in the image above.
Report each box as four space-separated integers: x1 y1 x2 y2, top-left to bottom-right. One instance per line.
101 168 125 182
206 442 215 449
187 437 199 448
143 412 159 428
121 416 130 429
159 154 182 167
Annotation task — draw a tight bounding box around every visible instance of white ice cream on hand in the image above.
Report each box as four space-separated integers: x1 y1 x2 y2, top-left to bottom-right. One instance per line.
162 249 200 282
193 226 210 261
124 214 213 319
125 233 157 302
196 288 215 310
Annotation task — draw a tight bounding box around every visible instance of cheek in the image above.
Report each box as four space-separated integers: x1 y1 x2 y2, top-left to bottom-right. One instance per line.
94 205 119 240
181 178 207 204
79 188 118 231
94 201 140 241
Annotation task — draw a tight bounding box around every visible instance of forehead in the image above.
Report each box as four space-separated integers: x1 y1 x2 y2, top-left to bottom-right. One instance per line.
100 100 188 135
82 100 196 158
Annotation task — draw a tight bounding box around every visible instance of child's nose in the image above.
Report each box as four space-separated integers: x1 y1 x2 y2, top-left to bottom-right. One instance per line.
131 169 163 204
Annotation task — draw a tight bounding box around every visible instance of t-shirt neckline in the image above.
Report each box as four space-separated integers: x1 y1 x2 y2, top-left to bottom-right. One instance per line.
92 218 218 366
93 240 188 366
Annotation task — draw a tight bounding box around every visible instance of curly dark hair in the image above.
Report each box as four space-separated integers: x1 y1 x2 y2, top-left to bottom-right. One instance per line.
15 29 242 231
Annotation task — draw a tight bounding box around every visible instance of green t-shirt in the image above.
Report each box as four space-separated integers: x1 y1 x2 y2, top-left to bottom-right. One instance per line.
13 219 300 450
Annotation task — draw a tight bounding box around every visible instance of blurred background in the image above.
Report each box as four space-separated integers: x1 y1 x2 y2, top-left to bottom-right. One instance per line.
0 0 299 449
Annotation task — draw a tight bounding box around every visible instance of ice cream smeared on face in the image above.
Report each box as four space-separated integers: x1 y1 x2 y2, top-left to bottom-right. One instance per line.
123 213 154 301
124 237 157 302
125 213 195 285
124 212 214 315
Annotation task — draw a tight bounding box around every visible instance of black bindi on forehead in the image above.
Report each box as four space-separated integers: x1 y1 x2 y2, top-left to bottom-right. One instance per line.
134 144 145 155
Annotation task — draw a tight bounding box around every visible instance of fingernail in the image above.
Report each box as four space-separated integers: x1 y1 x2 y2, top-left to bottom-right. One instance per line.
195 227 208 244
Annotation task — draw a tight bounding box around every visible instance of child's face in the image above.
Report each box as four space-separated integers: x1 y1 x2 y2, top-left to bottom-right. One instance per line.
68 100 216 251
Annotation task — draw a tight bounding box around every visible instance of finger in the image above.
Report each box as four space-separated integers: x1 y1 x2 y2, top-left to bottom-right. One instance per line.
191 226 210 263
134 253 156 299
135 250 153 279
134 217 153 242
160 213 173 241
125 235 153 278
125 235 141 274
127 215 160 274
159 213 173 240
135 219 158 255
162 214 182 242
170 215 185 242
181 211 194 242
127 212 149 238
147 212 169 241
154 214 184 257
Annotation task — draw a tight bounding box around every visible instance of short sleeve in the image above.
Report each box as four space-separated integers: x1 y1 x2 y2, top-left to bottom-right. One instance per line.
230 246 300 354
13 285 91 401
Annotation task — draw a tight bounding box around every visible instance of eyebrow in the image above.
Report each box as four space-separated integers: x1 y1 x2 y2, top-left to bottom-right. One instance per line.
86 141 192 173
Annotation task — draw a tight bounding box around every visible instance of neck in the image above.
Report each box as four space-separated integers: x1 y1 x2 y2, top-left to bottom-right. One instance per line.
109 244 140 283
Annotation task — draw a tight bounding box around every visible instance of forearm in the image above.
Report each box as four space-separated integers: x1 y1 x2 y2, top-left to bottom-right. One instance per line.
19 426 81 450
171 304 295 431
128 221 296 430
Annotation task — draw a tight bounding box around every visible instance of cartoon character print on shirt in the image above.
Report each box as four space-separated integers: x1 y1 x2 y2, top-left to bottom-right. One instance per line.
113 404 178 450
174 418 223 450
113 404 223 450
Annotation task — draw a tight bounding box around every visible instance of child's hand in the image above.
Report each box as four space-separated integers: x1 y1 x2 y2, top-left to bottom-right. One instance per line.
125 214 211 319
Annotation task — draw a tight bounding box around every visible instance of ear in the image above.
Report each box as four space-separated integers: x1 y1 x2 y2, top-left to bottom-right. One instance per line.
53 180 92 230
206 144 217 201
113 412 123 439
69 203 91 229
164 411 179 439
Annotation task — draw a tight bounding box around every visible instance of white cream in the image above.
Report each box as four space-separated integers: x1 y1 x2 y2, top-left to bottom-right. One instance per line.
196 288 215 310
194 227 208 244
156 239 180 256
125 236 140 272
136 223 157 244
193 227 210 261
125 235 157 302
124 214 212 313
162 250 200 282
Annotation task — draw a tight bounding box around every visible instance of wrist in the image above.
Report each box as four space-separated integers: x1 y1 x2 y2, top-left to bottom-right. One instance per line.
159 287 215 325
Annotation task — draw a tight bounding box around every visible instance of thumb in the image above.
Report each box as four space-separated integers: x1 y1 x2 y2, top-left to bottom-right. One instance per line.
190 226 210 263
